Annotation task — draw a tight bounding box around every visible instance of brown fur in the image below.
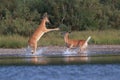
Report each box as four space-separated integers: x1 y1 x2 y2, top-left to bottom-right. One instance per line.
64 32 91 52
28 13 59 54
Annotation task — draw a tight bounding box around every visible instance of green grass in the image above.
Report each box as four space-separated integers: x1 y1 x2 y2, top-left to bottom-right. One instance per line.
0 30 120 48
70 30 120 45
0 35 28 48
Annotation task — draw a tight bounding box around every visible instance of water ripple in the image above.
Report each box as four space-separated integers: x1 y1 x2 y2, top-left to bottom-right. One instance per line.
0 64 120 80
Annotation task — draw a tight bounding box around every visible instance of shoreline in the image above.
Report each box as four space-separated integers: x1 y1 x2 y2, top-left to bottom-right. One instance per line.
0 45 120 54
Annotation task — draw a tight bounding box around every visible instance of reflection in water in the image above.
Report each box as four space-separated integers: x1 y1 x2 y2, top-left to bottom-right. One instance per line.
29 53 89 65
62 49 89 63
64 53 89 63
27 48 90 65
0 47 120 65
27 47 89 64
30 56 49 65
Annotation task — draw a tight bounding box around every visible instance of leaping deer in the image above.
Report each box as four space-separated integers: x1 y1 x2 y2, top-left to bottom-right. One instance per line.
64 32 91 53
28 13 59 54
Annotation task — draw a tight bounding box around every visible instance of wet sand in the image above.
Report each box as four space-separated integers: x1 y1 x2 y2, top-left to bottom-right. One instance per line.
0 45 120 55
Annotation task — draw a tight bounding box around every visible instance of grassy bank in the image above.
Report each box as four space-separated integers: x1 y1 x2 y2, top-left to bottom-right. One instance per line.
0 35 28 48
0 30 120 48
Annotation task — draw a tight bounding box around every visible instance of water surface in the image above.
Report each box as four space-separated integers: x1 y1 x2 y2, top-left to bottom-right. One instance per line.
0 48 120 65
0 64 120 80
0 47 120 80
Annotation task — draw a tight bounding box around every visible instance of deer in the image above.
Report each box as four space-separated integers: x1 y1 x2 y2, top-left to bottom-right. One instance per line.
28 13 59 54
64 32 91 53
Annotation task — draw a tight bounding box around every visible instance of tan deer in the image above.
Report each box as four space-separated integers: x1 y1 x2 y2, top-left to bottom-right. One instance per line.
28 13 59 54
64 32 91 53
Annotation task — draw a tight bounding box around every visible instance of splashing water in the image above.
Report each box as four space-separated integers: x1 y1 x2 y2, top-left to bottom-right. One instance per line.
63 48 78 55
62 48 89 56
25 47 47 56
36 47 47 55
26 46 31 54
26 47 89 56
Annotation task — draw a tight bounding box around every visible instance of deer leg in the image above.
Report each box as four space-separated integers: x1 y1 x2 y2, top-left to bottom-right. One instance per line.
31 42 37 54
68 44 73 51
46 28 59 32
79 46 82 53
34 42 37 54
80 47 86 53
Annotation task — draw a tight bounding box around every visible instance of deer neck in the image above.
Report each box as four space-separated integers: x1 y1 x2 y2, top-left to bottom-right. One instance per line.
64 33 69 43
39 19 47 29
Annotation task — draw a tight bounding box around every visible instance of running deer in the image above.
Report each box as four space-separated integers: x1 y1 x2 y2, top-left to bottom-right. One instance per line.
64 32 91 53
28 13 59 54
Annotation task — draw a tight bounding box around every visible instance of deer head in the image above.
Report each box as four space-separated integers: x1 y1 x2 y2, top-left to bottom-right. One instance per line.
43 12 50 23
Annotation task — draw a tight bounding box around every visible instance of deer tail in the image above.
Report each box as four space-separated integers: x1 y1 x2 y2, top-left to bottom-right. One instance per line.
81 36 91 48
85 36 91 43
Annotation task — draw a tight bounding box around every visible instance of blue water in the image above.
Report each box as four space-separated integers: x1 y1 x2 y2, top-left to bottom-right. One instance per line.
0 64 120 80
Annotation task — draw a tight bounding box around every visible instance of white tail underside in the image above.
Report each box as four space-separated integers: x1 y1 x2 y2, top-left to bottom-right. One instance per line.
82 36 91 48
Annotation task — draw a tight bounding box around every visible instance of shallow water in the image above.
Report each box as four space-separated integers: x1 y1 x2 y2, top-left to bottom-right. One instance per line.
0 47 120 65
0 64 120 80
0 47 120 80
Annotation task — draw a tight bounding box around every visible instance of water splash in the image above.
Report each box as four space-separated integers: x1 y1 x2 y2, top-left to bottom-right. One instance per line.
36 47 47 55
25 47 47 56
62 48 89 56
63 48 77 55
26 47 89 56
26 46 31 54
